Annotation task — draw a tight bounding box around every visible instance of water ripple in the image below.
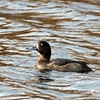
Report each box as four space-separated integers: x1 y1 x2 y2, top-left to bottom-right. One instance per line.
0 0 100 99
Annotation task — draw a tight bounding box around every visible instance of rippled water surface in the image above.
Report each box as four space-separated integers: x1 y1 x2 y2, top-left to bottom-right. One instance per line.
0 0 100 99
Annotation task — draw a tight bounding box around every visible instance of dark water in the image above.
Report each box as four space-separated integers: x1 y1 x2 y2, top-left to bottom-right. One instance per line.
0 0 100 99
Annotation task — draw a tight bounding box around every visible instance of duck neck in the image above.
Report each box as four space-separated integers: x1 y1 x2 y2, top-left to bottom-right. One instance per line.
40 53 51 62
38 47 51 62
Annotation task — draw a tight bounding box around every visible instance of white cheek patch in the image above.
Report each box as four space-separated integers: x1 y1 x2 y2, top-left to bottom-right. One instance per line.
36 43 39 49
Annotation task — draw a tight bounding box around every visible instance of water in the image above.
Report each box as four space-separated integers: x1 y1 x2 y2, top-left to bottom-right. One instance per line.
0 0 100 99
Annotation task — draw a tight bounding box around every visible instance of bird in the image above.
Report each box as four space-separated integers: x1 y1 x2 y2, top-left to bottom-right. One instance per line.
27 40 92 73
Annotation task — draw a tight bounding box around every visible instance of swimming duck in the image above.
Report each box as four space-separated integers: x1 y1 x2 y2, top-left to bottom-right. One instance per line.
28 41 92 73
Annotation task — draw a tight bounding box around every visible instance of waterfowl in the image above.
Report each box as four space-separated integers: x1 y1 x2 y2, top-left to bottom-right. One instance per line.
27 41 92 73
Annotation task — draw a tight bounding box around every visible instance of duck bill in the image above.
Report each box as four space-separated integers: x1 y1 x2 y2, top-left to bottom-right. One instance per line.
27 46 37 51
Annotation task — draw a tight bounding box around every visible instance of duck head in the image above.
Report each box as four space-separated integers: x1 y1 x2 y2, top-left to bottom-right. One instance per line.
27 41 51 62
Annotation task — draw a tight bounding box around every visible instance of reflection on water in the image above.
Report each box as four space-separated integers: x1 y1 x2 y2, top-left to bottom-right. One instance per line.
0 0 100 99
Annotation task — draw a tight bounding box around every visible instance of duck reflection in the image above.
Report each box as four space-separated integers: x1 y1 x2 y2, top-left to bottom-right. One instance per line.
35 71 53 84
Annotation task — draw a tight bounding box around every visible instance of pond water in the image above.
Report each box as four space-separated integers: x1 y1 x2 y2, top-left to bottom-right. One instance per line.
0 0 100 99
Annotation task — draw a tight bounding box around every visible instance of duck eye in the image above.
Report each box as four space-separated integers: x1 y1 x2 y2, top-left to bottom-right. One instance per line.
40 43 43 46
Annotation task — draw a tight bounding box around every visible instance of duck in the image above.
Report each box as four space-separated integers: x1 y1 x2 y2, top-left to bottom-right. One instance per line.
27 40 92 73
